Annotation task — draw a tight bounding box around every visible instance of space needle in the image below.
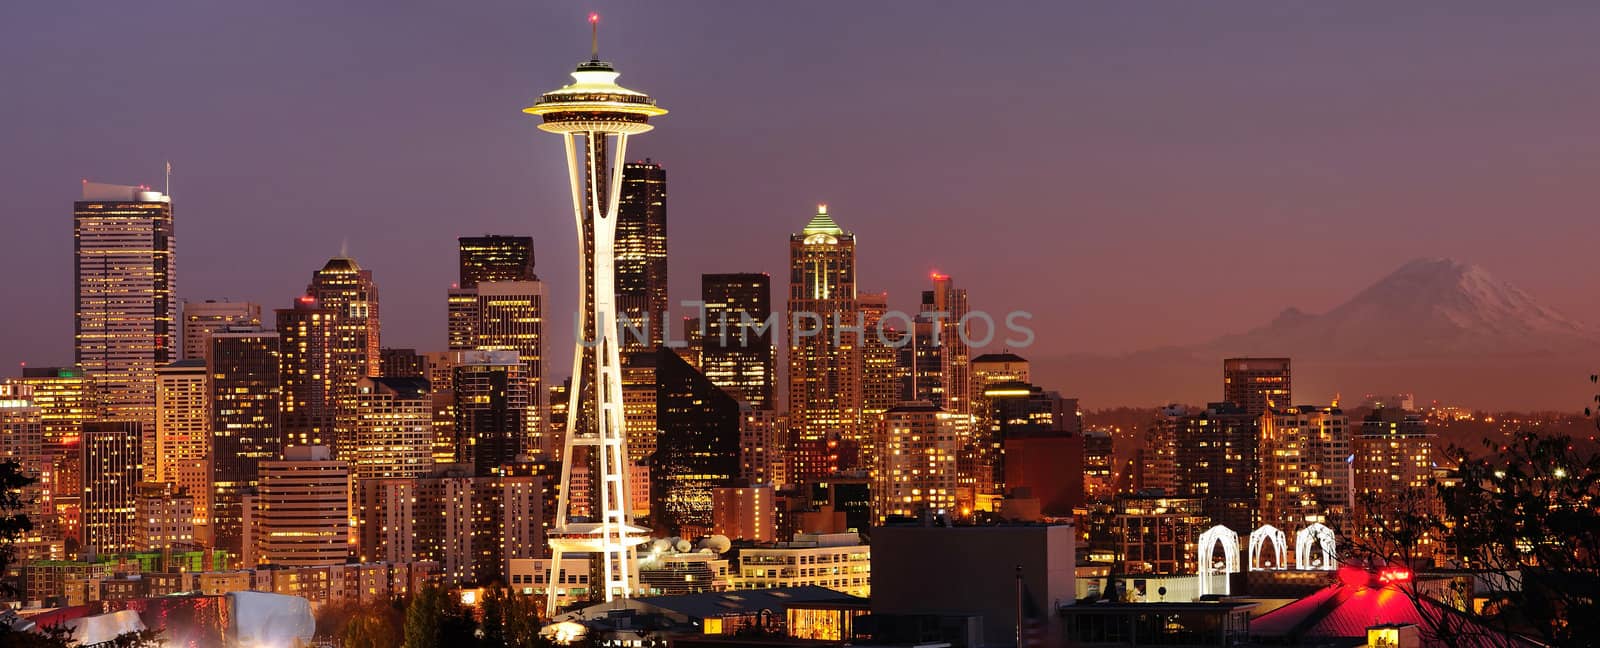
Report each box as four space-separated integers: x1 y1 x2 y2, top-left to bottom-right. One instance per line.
524 13 665 615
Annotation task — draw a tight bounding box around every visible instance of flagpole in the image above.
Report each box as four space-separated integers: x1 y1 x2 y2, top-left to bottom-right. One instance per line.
1015 564 1023 648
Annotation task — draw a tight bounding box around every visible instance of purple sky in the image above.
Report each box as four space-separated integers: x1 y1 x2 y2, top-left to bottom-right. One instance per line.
5 2 1600 399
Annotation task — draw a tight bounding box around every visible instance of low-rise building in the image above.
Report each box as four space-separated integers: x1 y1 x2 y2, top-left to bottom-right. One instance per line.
871 523 1076 648
731 532 870 598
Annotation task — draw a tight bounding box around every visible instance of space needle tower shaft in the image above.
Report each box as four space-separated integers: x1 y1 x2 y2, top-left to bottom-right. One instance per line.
523 13 666 616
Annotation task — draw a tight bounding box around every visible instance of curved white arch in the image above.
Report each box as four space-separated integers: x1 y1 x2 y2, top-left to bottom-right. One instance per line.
1295 522 1337 570
1196 525 1240 597
1249 525 1287 571
1197 525 1240 574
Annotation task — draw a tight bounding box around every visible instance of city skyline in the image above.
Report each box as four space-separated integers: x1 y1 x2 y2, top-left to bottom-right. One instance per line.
7 3 1600 410
1 7 1596 646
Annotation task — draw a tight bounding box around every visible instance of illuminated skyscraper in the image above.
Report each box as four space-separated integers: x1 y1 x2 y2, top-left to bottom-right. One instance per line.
447 280 544 448
155 359 211 538
653 349 740 534
458 235 536 288
738 407 787 487
700 273 774 410
74 182 175 429
180 300 260 361
81 420 143 556
969 352 1030 443
620 351 657 466
1170 402 1259 533
858 291 905 438
353 376 434 481
787 204 862 453
901 315 944 405
925 272 972 416
210 329 282 558
276 298 337 448
0 390 51 559
246 445 350 567
523 16 665 612
4 367 99 548
617 160 668 352
453 350 531 476
307 257 381 459
1223 357 1291 418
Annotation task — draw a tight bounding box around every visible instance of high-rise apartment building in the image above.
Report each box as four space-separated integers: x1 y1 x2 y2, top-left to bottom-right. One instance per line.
1352 408 1439 559
1170 402 1259 533
873 402 961 523
81 420 143 556
133 481 196 551
155 359 210 537
276 298 336 448
1352 409 1435 511
617 160 668 352
1223 358 1291 418
210 329 282 558
180 300 260 361
1083 429 1115 502
1140 406 1187 496
454 350 531 476
360 467 543 585
246 445 350 567
700 273 775 410
739 407 787 487
75 183 175 429
653 349 741 534
1259 404 1349 530
458 235 536 288
787 205 861 450
0 391 51 559
4 367 99 547
420 350 459 464
1113 495 1209 575
306 258 381 459
353 377 434 481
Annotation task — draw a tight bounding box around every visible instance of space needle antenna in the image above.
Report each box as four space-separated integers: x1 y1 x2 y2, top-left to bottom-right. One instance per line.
590 12 600 61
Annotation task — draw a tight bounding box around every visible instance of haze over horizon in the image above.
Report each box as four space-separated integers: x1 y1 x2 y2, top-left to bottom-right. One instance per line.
5 2 1600 409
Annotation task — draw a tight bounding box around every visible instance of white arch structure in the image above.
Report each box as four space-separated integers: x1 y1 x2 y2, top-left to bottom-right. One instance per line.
1196 525 1240 597
1249 525 1287 571
1295 523 1337 570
